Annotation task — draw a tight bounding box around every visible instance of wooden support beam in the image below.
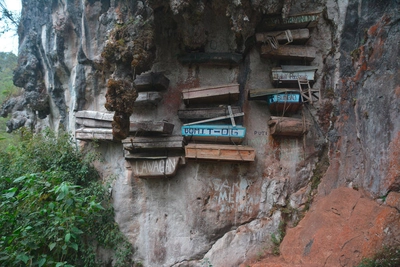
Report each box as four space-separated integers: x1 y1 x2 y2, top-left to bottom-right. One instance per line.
268 116 309 136
134 72 170 92
261 45 316 61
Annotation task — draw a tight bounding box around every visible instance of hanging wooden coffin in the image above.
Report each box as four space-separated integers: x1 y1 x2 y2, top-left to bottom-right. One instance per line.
272 65 318 84
256 28 310 44
134 72 169 92
129 157 184 178
268 116 310 137
177 52 242 66
182 125 246 144
267 90 302 113
178 106 241 122
261 45 316 61
75 128 114 141
185 143 255 162
122 136 185 152
182 84 240 105
259 12 320 31
134 92 162 106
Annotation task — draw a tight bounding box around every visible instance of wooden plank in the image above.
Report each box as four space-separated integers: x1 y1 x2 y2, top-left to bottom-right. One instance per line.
178 106 241 121
260 12 321 31
135 92 162 106
178 52 242 66
122 136 185 150
75 128 114 141
261 45 316 61
134 72 170 92
124 150 184 159
185 143 255 162
182 84 239 104
182 125 246 144
256 29 310 43
272 65 317 83
128 157 182 178
268 116 309 136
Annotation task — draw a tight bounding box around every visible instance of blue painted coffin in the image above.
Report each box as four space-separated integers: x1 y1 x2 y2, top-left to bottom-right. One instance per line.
182 125 246 144
267 92 302 113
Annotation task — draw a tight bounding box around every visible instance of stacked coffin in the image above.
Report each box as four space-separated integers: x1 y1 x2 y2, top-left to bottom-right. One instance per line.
133 71 169 106
249 12 320 136
75 110 175 142
179 84 255 162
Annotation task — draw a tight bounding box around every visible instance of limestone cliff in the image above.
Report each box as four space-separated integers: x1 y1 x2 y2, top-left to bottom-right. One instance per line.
1 0 399 266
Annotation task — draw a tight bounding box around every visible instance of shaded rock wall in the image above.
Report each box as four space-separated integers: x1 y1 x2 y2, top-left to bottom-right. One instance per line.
4 0 399 266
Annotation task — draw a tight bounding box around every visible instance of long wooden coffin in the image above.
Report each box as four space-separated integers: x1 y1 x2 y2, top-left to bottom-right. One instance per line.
267 90 302 113
182 84 240 105
178 53 242 66
178 106 242 122
129 157 183 178
135 92 162 106
272 65 318 83
185 143 255 162
122 136 185 151
182 125 246 144
75 128 114 141
260 12 320 31
256 29 310 44
75 111 174 135
134 72 169 92
76 110 114 121
268 116 309 137
261 45 316 61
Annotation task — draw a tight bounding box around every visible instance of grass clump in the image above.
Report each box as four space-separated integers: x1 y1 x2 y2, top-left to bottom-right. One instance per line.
357 246 400 267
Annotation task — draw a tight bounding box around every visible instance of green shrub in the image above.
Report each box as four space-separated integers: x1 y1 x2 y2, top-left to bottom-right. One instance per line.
357 246 400 267
0 129 133 266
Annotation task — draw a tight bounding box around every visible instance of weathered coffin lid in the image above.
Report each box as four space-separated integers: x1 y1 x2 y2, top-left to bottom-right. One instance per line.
250 88 300 98
280 65 318 72
76 127 112 134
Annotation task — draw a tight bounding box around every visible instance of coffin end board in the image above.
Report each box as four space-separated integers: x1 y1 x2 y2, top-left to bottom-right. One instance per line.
182 84 240 105
268 116 310 136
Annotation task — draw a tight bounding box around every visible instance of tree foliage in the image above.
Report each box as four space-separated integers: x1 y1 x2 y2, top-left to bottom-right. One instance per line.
0 0 20 35
0 130 134 266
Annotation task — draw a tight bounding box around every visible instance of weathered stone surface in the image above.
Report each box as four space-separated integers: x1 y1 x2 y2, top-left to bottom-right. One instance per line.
8 0 400 266
245 187 400 267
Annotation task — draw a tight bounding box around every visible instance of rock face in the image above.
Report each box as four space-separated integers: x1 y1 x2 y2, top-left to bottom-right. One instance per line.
3 0 399 266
